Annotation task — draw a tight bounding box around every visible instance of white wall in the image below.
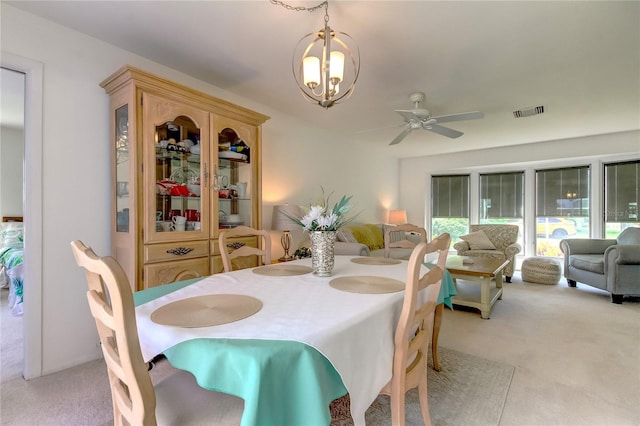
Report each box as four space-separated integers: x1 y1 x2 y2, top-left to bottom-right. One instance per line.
0 4 399 375
0 126 24 217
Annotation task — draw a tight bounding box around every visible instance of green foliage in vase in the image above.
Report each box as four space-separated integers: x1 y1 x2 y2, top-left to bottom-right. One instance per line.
287 187 356 231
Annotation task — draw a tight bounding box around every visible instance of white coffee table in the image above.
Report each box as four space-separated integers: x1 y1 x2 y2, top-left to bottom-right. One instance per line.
446 255 510 319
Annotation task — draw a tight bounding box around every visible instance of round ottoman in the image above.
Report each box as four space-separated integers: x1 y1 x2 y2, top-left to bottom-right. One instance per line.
521 257 561 285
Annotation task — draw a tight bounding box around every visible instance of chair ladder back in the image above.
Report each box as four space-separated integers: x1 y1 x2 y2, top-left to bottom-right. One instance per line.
384 233 451 426
219 226 272 272
70 240 157 426
384 224 427 258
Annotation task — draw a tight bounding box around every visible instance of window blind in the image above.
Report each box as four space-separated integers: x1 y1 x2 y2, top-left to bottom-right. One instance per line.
480 172 524 219
536 166 590 217
605 160 640 223
431 175 469 218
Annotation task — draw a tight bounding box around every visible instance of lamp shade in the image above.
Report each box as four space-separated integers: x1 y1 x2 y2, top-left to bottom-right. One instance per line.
388 210 407 225
272 204 302 231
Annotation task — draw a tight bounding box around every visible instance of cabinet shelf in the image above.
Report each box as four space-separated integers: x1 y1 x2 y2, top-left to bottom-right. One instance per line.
218 158 249 167
156 150 200 161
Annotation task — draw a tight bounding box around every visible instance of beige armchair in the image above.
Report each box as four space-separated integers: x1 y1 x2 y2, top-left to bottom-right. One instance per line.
453 224 522 282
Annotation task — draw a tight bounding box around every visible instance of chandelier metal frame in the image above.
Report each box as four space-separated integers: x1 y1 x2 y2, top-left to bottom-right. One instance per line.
271 0 360 109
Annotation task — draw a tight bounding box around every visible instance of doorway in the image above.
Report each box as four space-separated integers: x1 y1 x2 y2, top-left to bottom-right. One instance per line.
0 52 44 380
0 67 25 381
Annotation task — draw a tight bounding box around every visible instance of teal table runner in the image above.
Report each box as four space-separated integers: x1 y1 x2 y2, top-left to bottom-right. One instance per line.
424 263 457 308
134 279 348 426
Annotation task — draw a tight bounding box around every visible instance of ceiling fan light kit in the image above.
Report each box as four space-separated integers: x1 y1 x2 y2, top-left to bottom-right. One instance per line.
389 92 484 145
272 0 360 109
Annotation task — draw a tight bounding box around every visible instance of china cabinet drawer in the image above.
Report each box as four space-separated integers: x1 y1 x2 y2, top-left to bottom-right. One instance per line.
144 257 209 288
145 241 209 263
211 235 258 255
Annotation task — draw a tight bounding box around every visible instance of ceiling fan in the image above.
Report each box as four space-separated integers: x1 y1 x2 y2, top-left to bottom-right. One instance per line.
389 92 484 145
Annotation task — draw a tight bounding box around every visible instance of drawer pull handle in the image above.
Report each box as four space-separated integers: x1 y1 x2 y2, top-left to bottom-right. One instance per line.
167 247 193 256
227 242 245 250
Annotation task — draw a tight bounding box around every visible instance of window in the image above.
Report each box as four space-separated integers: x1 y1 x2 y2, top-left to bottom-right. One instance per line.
479 171 524 248
604 160 640 238
535 166 590 256
431 175 469 246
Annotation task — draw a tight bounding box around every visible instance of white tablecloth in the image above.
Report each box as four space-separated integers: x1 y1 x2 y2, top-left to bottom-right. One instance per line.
136 256 430 425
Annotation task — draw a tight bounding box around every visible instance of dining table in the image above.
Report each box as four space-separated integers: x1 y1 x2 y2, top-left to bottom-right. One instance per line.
134 255 455 426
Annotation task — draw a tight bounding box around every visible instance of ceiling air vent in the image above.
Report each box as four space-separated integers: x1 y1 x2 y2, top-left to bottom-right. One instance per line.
513 105 544 118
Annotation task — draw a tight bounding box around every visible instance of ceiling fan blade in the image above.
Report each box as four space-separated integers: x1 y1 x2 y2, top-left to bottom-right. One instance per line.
432 111 484 123
389 126 413 145
427 124 463 139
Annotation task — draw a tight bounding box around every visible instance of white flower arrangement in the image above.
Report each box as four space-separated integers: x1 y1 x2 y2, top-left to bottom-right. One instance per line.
287 189 355 232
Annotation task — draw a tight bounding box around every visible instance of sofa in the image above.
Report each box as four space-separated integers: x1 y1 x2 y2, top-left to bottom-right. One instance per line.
333 224 423 260
559 226 640 304
453 224 522 282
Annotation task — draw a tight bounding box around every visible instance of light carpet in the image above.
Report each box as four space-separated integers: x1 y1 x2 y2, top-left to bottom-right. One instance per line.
0 346 513 425
330 346 514 425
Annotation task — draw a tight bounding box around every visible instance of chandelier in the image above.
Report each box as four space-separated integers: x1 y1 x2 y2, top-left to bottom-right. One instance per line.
272 0 360 109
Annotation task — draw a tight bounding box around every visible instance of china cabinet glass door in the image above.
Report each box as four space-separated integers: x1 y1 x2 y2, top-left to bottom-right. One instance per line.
143 93 210 243
115 105 130 233
215 121 257 236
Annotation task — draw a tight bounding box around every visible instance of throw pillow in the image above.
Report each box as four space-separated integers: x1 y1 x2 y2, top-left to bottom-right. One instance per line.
460 230 496 250
337 229 357 243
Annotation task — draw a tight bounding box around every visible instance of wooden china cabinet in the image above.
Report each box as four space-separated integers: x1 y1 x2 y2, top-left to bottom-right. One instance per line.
101 66 269 290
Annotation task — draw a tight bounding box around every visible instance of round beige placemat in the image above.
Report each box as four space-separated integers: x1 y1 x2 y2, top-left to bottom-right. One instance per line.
350 257 402 265
330 275 405 294
252 264 314 276
151 294 262 328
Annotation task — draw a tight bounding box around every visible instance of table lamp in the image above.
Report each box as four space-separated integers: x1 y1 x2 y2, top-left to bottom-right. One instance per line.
272 204 301 262
388 209 407 225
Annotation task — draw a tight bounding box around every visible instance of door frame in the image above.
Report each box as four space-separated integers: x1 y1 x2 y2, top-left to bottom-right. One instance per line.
1 52 44 379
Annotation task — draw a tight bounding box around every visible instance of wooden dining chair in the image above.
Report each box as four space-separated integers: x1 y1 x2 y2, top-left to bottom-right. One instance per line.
379 232 451 426
383 223 428 258
218 226 272 272
70 240 244 426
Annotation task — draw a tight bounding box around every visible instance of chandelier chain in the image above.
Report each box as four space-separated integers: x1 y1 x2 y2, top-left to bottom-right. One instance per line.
270 0 330 23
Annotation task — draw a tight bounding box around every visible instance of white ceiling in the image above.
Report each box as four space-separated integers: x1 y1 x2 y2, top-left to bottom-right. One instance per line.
4 1 640 158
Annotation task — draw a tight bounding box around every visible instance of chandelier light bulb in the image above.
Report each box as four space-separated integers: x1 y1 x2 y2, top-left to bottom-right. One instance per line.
329 51 344 83
303 56 320 89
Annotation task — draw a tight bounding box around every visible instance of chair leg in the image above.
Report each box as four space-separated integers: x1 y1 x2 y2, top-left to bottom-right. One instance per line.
611 294 623 304
567 279 577 287
431 304 444 372
417 373 432 426
390 387 406 426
